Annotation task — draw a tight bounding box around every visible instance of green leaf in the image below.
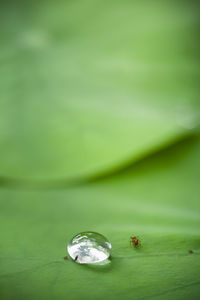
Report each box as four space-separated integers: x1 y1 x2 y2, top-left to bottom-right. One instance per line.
0 0 199 180
0 1 200 299
0 137 200 300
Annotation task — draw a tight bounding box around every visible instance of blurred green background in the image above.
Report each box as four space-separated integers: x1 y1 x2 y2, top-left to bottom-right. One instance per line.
0 0 200 299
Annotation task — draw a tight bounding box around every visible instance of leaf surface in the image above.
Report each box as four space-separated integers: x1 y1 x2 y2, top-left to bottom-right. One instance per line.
0 137 200 300
0 0 199 180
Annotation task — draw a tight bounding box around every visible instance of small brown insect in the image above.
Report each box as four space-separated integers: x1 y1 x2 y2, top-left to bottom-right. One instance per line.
75 255 79 262
130 236 140 247
188 250 193 254
64 256 68 260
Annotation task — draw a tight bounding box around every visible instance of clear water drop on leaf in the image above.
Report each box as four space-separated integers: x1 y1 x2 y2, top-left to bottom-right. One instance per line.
67 232 112 264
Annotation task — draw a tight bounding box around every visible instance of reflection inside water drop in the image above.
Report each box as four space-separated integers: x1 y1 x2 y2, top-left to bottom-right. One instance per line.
67 232 112 264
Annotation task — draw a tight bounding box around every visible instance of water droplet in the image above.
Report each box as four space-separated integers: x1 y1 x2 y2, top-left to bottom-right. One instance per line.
67 232 112 264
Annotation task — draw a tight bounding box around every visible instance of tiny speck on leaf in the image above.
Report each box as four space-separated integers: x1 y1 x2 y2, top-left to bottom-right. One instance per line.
188 250 193 254
64 256 68 260
75 255 78 262
130 235 140 247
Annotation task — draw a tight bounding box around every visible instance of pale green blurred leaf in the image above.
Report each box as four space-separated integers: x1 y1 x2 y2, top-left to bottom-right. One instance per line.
0 0 199 180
